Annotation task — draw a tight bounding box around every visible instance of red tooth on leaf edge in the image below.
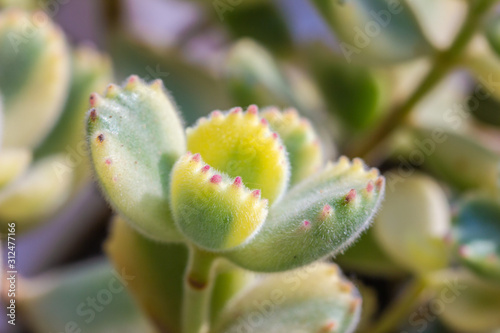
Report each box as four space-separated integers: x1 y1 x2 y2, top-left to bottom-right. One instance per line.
210 175 222 184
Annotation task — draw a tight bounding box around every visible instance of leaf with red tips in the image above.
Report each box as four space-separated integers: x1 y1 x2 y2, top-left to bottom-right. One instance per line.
233 176 242 187
344 189 357 204
170 153 268 251
186 104 290 205
211 263 361 333
224 157 384 272
210 174 222 184
86 75 186 242
262 107 324 185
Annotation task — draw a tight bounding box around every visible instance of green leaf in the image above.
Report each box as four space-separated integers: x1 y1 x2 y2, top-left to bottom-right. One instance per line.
262 107 324 185
454 196 500 285
335 228 406 278
374 172 451 275
0 154 73 232
412 128 500 195
219 2 293 55
485 14 500 59
210 265 255 325
0 9 70 148
106 216 253 333
86 76 186 242
211 262 361 333
311 0 432 64
307 48 388 132
105 216 187 333
225 39 294 108
20 259 155 333
36 45 112 187
428 269 500 333
0 148 31 189
170 152 269 251
224 157 385 272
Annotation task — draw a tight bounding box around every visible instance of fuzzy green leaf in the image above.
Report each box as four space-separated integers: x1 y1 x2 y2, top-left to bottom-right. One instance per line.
36 45 112 188
86 76 186 242
224 157 385 272
262 107 324 185
211 262 361 333
171 152 269 251
0 9 70 148
454 197 500 285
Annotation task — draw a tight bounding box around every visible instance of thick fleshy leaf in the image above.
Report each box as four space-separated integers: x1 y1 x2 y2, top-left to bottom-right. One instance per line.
36 45 112 187
105 216 187 333
412 128 499 195
311 0 432 64
219 2 293 55
211 262 361 333
428 269 500 333
374 172 450 275
210 266 255 325
306 47 389 132
225 39 294 108
454 197 500 284
186 105 290 205
86 76 186 242
106 216 252 333
171 152 268 251
20 259 155 333
224 157 385 272
0 154 72 231
262 107 323 185
0 9 70 148
407 0 466 49
0 148 31 189
335 228 406 277
486 14 500 57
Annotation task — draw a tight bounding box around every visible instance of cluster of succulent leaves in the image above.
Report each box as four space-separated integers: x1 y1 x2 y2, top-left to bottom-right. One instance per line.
3 0 500 332
0 9 111 231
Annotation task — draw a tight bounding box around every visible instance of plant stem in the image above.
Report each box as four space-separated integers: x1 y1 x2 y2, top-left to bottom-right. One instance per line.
348 0 498 160
370 278 428 333
183 246 217 333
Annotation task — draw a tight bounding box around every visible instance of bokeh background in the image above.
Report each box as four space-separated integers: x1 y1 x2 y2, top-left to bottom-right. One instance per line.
1 0 500 332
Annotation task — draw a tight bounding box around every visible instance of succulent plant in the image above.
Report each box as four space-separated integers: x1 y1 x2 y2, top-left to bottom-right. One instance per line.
85 75 385 332
3 1 500 332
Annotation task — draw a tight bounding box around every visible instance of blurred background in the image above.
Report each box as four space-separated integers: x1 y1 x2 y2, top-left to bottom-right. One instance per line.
1 0 500 332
